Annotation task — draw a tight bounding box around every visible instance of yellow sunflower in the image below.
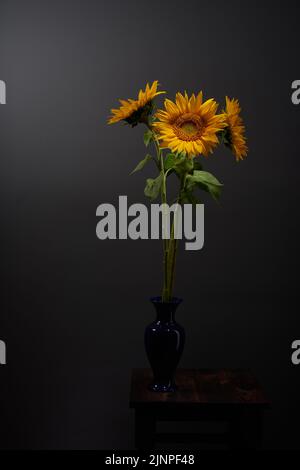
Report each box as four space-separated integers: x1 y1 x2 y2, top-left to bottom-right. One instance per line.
108 80 165 126
224 97 248 161
153 91 227 158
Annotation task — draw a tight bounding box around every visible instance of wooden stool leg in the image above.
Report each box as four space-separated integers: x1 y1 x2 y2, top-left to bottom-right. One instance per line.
228 413 245 450
247 410 263 450
229 409 264 450
134 410 156 450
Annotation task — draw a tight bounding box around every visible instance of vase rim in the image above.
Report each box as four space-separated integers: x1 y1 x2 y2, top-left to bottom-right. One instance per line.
150 296 183 305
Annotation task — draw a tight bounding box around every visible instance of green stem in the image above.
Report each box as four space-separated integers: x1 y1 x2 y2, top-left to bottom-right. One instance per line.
144 122 188 303
168 228 179 301
146 121 169 302
160 148 169 302
165 174 186 301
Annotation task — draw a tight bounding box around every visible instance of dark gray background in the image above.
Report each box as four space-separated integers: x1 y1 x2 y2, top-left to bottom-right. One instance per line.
0 0 299 450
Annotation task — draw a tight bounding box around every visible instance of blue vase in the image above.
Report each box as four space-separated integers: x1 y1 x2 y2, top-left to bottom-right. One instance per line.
145 296 185 392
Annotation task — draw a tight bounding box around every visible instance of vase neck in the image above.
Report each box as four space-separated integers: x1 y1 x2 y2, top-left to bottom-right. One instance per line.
156 308 175 323
151 297 182 323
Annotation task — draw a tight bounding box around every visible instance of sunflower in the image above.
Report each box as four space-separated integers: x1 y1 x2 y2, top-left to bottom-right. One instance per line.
223 97 248 161
153 91 227 158
108 80 165 126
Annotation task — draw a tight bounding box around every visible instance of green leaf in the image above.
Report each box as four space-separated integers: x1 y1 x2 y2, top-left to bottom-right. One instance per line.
205 182 222 201
218 129 230 146
186 170 223 201
164 153 176 171
130 154 152 175
144 174 163 201
163 152 194 177
181 189 201 205
193 160 203 171
143 130 153 147
193 170 223 187
172 153 194 176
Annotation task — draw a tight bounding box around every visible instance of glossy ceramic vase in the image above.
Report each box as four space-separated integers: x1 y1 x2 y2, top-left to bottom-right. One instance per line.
144 296 185 392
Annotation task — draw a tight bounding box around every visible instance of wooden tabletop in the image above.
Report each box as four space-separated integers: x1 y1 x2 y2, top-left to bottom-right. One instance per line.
130 369 269 408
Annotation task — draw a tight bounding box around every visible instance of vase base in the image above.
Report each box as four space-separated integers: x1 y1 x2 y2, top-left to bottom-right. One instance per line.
148 382 177 393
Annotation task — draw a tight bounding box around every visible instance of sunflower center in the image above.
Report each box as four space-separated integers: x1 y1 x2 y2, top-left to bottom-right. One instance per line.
181 122 198 135
173 113 204 141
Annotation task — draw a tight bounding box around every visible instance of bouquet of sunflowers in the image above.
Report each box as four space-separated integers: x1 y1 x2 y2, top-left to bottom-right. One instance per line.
108 81 247 303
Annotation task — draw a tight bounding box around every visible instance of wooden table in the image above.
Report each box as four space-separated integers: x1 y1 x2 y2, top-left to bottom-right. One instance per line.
130 368 269 450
